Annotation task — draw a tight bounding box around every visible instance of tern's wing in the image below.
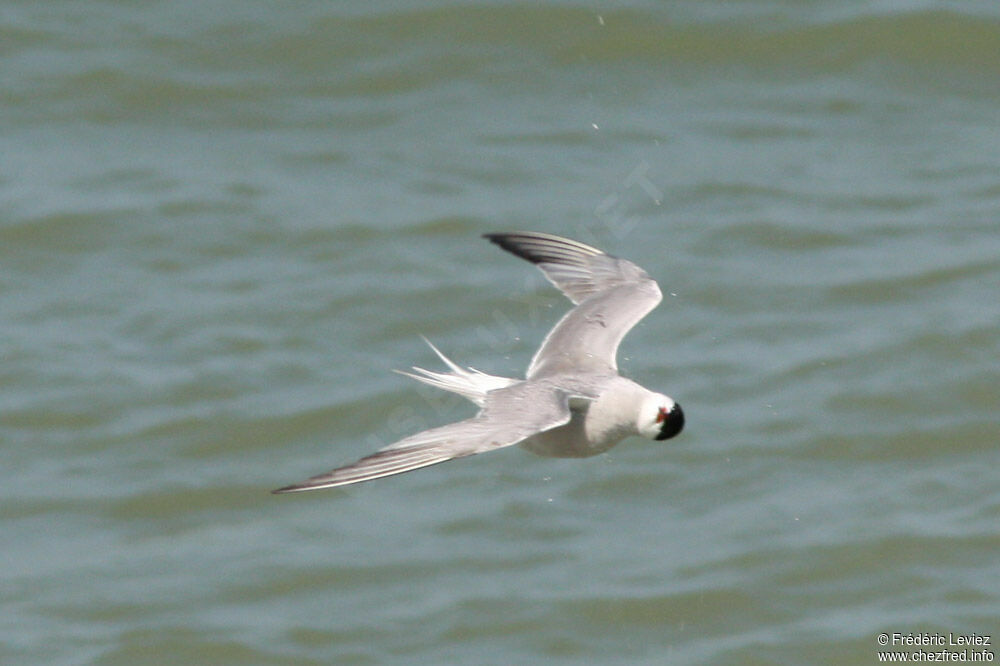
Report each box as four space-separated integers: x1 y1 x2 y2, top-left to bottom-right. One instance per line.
483 231 662 378
273 382 575 493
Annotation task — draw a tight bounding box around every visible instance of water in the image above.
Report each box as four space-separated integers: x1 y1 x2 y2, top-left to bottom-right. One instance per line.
3 1 999 664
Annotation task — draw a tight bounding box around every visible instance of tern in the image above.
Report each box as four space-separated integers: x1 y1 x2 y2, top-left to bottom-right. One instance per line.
273 231 684 493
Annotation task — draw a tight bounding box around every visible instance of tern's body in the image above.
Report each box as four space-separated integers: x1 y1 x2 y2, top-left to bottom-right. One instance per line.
274 231 684 493
515 374 661 458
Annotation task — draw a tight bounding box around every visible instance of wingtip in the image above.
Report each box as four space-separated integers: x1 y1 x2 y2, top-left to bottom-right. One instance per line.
272 476 348 493
482 231 527 243
482 231 547 265
271 481 343 494
271 483 308 494
481 232 511 247
483 231 606 262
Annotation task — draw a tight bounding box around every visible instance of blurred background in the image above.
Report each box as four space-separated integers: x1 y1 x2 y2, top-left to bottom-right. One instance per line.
2 1 998 664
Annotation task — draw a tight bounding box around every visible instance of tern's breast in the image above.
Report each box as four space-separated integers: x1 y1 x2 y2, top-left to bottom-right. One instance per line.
518 407 622 458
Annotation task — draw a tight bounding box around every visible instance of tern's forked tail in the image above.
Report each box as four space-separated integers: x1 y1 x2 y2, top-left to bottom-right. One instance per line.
394 337 517 407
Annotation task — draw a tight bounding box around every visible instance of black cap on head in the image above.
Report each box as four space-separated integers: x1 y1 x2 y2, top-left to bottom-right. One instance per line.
656 403 685 441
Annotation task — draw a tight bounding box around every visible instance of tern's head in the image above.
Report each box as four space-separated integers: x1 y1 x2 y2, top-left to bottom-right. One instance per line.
638 393 685 441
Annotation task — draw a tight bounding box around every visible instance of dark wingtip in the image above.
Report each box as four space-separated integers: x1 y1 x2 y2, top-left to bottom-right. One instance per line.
482 232 517 247
271 480 329 494
271 483 335 494
482 231 553 265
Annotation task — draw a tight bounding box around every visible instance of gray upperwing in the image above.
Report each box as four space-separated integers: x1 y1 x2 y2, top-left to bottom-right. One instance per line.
527 281 661 378
484 231 639 304
483 231 663 379
272 381 576 492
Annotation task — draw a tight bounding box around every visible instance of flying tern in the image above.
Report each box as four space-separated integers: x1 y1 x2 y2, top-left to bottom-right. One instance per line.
273 231 684 492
